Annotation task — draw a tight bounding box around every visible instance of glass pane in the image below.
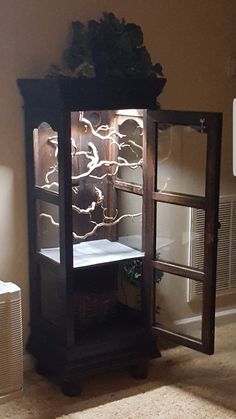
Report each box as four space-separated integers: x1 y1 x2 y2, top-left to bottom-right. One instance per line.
36 200 60 262
117 190 143 251
155 202 205 270
71 188 143 248
115 109 143 185
70 109 143 186
33 122 59 192
157 124 207 196
155 271 202 340
71 188 143 267
70 111 144 268
71 177 109 243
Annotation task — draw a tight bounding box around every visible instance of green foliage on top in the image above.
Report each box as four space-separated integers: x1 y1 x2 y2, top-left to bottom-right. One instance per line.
47 12 164 80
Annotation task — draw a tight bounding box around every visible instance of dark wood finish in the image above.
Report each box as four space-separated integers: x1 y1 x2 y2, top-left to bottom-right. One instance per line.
142 110 157 330
153 191 206 209
18 76 221 394
17 78 166 111
35 187 59 205
127 359 149 379
18 77 163 394
145 110 222 355
114 179 143 195
152 326 203 352
60 379 82 397
24 114 41 329
152 260 205 282
147 109 216 128
202 113 222 354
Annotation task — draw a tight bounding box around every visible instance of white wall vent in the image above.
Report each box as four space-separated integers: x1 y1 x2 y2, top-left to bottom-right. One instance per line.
0 281 23 403
189 196 236 300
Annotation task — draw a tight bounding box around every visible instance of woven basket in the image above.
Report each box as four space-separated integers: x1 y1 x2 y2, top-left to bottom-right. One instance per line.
74 273 117 331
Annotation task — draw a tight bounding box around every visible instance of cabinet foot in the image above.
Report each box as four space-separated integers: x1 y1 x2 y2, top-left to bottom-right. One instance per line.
35 361 53 377
127 360 149 379
60 379 82 397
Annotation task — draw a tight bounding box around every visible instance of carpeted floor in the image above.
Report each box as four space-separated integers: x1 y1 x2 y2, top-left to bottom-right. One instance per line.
0 322 236 419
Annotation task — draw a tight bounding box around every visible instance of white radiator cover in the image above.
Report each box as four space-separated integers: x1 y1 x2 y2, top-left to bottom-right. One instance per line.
189 196 236 300
0 281 23 402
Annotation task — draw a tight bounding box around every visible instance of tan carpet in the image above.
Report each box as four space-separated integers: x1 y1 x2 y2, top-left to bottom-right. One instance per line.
0 322 236 419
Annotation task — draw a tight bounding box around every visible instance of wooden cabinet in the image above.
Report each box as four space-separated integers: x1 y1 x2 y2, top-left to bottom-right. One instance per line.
17 78 222 395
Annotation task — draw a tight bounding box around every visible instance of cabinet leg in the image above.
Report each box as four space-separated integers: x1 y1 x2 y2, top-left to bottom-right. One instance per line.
35 360 53 377
127 360 149 379
60 378 82 397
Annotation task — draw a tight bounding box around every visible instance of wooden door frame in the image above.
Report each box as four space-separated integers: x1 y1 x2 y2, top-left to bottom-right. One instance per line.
143 110 222 354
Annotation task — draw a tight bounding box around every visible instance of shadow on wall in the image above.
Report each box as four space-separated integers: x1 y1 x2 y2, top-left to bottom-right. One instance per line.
0 113 29 340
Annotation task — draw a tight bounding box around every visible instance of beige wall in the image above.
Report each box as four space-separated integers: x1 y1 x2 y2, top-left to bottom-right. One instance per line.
1 0 236 344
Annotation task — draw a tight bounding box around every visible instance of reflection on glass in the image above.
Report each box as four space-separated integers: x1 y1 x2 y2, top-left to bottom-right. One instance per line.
37 200 60 262
71 177 109 243
116 110 143 185
157 125 207 196
155 202 205 270
70 109 144 186
70 110 144 267
70 187 143 268
155 272 202 340
117 190 143 251
70 109 143 243
33 122 59 192
35 110 145 267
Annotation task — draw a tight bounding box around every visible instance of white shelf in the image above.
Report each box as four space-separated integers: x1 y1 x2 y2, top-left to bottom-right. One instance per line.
40 239 144 268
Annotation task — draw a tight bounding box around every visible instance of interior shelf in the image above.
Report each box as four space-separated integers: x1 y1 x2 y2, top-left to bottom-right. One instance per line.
40 238 144 268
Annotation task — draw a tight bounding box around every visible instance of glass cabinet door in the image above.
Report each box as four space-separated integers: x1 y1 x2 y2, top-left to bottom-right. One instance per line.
36 200 60 262
33 121 61 263
144 110 222 354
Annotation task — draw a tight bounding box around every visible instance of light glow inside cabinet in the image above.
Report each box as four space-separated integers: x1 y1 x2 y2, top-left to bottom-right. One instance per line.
34 110 144 267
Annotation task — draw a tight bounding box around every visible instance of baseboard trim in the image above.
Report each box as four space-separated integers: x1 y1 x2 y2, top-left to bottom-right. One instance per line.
0 388 23 404
175 307 236 327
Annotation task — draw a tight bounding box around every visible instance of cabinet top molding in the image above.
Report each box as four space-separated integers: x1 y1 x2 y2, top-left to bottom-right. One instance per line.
17 77 166 111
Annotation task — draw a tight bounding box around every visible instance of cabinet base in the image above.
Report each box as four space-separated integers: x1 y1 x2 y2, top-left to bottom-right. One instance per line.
60 379 82 397
27 326 160 395
127 359 149 379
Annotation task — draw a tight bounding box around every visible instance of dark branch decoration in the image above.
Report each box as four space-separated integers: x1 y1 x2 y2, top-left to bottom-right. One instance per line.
47 12 164 81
